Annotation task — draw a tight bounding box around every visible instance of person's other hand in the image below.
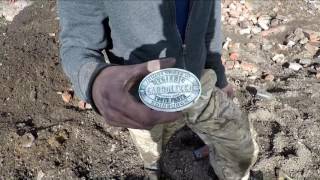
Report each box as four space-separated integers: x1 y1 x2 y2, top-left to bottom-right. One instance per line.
92 58 182 129
221 84 234 98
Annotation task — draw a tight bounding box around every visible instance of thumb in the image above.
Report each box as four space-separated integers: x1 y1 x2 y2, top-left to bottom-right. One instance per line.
133 57 176 77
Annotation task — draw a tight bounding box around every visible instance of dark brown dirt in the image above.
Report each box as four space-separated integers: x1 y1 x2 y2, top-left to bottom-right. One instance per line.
1 1 320 180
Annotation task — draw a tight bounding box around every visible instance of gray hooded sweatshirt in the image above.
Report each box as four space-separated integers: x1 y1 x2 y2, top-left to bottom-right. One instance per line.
58 0 226 105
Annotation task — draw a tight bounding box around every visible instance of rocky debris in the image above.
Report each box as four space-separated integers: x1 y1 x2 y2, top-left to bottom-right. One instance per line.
59 89 74 103
262 40 274 51
261 25 287 37
304 30 320 42
20 133 35 148
36 170 45 180
240 62 258 73
288 63 303 71
229 52 239 61
304 43 319 55
246 85 274 100
78 100 92 110
257 15 272 30
305 0 320 10
272 54 286 64
299 58 312 66
262 72 275 81
223 37 232 50
284 28 320 55
0 0 33 21
222 0 287 36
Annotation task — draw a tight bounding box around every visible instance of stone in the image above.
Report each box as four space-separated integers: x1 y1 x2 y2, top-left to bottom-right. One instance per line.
21 133 35 148
228 17 238 26
299 37 309 45
61 90 73 103
228 3 237 10
272 54 286 63
229 42 241 52
270 19 280 27
239 28 251 35
264 74 275 81
258 15 272 30
249 109 274 122
278 44 288 50
316 73 320 79
251 26 262 34
224 61 235 70
262 43 273 51
246 43 256 49
239 20 251 28
78 101 92 110
0 0 33 21
299 58 312 66
223 37 232 50
37 170 45 180
229 8 241 18
287 40 296 47
276 14 288 22
240 62 258 73
304 43 319 55
229 52 239 61
304 30 320 42
249 15 258 24
289 62 303 71
261 25 287 37
294 28 306 40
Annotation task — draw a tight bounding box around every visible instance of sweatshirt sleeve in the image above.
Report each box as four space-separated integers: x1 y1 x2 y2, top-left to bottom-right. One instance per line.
205 0 228 88
58 0 109 104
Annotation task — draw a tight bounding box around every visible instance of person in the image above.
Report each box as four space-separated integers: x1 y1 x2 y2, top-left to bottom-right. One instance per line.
58 0 258 179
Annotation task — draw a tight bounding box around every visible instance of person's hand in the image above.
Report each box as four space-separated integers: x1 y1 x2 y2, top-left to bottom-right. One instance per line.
92 58 182 129
221 84 234 98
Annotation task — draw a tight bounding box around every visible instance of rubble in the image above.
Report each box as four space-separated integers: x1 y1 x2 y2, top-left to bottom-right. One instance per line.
240 62 258 73
0 0 33 21
263 73 275 81
304 43 319 55
289 63 303 71
61 90 73 103
223 37 232 50
299 58 312 66
258 15 272 30
21 133 35 148
239 28 251 35
78 100 92 110
229 52 239 61
272 54 286 64
222 1 287 36
262 43 273 51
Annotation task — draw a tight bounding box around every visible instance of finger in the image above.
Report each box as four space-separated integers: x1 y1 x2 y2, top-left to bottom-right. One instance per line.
123 95 182 125
132 57 176 77
103 106 143 129
125 57 177 91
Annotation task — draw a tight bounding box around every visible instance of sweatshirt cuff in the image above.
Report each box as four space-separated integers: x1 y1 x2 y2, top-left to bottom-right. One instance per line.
77 61 110 113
